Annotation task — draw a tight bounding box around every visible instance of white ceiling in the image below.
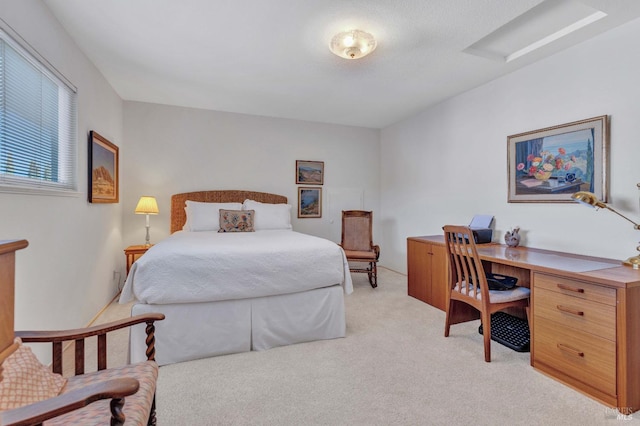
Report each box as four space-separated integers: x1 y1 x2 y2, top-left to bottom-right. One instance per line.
44 0 640 129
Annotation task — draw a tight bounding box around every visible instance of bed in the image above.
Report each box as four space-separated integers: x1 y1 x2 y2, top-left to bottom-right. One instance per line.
120 190 353 366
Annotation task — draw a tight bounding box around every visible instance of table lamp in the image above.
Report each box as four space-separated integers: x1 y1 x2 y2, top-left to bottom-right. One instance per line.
135 196 159 246
571 184 640 269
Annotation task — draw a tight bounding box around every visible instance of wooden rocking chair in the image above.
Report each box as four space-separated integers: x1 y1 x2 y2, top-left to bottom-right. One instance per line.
340 210 380 288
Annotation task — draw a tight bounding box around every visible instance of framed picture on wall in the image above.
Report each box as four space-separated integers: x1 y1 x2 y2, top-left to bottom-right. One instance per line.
298 187 322 218
88 131 119 203
507 115 608 203
296 160 324 185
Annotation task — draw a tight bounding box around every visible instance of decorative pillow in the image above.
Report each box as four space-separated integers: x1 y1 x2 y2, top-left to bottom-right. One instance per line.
184 201 243 231
0 338 67 410
218 209 255 232
242 199 292 230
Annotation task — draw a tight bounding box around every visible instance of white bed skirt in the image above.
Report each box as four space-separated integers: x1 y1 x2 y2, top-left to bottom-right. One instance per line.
129 285 346 366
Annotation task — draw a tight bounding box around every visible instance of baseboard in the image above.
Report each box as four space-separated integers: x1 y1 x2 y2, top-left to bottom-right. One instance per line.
379 265 406 276
57 291 122 368
85 291 122 327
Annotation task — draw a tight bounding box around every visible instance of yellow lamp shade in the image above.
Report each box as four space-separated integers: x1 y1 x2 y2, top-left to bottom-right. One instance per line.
135 196 159 215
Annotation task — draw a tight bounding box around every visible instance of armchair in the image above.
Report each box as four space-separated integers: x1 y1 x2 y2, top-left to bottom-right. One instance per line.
0 240 164 425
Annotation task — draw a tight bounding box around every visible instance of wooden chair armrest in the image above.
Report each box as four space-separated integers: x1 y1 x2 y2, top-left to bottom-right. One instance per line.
16 314 164 374
16 313 165 343
373 245 380 260
0 378 139 426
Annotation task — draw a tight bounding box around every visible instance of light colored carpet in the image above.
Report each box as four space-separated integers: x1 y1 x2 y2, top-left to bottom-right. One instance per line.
95 268 626 425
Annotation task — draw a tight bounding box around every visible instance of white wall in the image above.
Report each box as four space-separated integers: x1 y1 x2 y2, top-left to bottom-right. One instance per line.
380 17 640 273
5 2 638 354
0 0 124 360
121 102 380 247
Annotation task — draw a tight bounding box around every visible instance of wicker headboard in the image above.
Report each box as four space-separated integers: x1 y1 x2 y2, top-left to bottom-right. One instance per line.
170 190 288 233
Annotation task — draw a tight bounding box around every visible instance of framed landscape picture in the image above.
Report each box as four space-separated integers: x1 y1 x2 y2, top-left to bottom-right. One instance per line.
298 187 322 218
507 115 608 203
88 131 119 203
296 160 324 185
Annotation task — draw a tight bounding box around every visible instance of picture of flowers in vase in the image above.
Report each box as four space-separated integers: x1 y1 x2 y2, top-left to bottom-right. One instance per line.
508 115 607 203
517 147 576 181
513 128 595 192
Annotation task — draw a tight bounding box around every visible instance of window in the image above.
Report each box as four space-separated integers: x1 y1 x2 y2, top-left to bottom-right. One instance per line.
0 26 77 194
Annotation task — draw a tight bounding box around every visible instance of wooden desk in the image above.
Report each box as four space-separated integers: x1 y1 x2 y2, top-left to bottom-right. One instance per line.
407 235 640 413
407 237 448 310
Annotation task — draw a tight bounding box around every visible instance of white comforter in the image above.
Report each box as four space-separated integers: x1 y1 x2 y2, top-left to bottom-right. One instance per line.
119 230 353 304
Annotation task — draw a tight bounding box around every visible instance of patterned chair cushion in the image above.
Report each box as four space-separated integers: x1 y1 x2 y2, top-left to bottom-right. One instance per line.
43 361 158 426
454 282 531 303
0 338 67 410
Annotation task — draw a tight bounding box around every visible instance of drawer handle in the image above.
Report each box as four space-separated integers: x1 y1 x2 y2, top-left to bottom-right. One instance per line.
556 283 585 293
557 343 585 358
556 305 584 316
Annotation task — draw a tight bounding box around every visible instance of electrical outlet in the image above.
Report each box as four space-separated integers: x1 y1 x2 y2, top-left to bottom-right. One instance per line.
113 270 123 292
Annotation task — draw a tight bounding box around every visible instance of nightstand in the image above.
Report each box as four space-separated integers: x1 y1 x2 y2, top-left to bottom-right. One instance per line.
124 245 153 275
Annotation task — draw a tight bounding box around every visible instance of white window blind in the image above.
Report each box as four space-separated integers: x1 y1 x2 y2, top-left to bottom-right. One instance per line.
0 27 77 194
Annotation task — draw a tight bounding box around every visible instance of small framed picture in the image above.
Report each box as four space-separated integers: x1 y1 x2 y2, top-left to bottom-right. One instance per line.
296 160 324 185
298 187 322 218
88 131 119 203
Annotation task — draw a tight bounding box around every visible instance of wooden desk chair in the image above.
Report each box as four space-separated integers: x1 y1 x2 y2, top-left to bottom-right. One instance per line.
0 240 164 425
442 226 530 362
340 210 380 288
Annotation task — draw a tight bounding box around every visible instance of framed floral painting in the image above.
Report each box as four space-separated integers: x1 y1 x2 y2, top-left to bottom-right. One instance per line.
507 115 608 203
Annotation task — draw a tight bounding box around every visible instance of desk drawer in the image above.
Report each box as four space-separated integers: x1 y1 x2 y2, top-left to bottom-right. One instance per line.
533 273 616 306
534 287 616 341
534 316 616 397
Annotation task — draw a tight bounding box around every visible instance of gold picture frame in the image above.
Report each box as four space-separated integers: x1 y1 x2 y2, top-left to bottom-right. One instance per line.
507 115 608 203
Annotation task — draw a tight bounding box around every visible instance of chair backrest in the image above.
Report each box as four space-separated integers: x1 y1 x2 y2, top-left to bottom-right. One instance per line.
0 240 29 378
443 225 490 303
341 210 373 252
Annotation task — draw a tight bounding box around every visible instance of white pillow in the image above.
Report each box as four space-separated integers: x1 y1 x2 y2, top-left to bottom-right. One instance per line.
243 199 292 230
184 201 243 231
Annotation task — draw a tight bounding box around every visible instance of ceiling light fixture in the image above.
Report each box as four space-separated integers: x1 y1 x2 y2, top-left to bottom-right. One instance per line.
330 29 377 60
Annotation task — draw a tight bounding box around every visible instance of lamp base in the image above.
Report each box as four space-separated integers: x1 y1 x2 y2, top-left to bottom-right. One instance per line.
623 255 640 270
144 224 151 247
